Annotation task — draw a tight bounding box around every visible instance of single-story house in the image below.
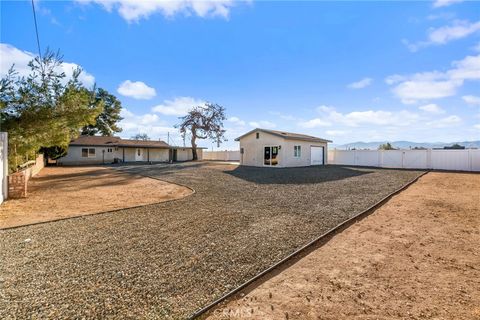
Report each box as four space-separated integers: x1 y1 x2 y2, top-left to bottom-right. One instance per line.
57 135 203 165
235 128 331 167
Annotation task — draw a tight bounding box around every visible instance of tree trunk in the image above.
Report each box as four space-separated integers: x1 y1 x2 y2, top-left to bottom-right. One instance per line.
191 135 198 161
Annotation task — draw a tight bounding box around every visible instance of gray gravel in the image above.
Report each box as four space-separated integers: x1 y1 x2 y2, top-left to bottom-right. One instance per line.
0 163 423 319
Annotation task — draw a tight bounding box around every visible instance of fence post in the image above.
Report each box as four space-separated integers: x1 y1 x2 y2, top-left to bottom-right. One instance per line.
468 149 472 171
427 149 432 169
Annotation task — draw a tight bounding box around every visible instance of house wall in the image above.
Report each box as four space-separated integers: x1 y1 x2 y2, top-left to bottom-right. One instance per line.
58 145 200 165
282 139 328 167
239 131 328 167
58 146 117 165
239 131 285 167
147 148 170 162
176 148 193 161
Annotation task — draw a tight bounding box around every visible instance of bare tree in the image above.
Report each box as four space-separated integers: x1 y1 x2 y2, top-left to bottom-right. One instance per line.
176 103 226 160
131 133 150 141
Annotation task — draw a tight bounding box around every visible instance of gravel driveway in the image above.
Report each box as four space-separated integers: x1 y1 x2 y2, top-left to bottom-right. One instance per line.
0 163 423 319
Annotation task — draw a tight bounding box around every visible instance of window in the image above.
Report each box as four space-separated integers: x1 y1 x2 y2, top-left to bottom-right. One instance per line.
107 148 113 153
256 132 259 139
81 148 96 158
294 145 301 158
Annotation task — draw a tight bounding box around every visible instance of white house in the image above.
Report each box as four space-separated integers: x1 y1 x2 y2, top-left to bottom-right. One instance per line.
57 135 203 165
235 128 331 167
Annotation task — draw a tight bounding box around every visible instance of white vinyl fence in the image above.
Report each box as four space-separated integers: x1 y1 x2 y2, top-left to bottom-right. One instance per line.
203 150 240 161
0 132 8 204
328 149 480 172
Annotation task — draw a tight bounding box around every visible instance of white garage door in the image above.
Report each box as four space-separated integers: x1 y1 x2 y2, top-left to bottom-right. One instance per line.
310 146 324 165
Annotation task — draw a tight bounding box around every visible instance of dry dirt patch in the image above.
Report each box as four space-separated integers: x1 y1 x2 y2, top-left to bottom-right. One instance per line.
208 172 480 320
0 166 192 229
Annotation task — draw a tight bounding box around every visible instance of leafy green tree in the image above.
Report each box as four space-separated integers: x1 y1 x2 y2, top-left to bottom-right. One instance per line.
0 50 102 171
39 146 68 160
378 142 396 150
444 143 465 149
176 103 226 160
81 88 123 136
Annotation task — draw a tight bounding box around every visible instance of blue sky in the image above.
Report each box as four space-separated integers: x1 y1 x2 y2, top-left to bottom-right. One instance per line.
1 0 479 149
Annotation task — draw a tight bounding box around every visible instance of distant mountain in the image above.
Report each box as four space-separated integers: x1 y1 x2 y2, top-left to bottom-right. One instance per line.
331 140 480 150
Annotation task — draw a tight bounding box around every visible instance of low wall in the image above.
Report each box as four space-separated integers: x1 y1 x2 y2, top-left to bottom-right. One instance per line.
7 153 45 199
203 150 240 161
328 149 480 172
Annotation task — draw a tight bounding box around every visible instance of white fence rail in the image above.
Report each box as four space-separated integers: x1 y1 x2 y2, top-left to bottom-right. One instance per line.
328 149 480 172
0 132 8 204
203 150 240 161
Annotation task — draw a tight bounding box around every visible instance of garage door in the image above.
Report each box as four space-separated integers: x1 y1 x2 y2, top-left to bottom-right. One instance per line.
310 146 324 165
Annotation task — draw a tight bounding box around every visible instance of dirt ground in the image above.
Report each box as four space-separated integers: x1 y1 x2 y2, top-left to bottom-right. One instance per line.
0 166 192 229
208 172 480 320
0 164 422 319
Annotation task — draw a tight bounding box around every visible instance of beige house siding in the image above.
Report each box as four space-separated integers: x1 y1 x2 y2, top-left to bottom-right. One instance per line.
58 146 171 165
239 131 285 167
176 149 192 162
239 131 328 167
282 139 328 167
148 148 169 162
58 146 117 165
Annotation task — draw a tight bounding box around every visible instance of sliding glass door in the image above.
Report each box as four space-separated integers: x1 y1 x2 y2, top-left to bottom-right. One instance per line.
264 146 279 166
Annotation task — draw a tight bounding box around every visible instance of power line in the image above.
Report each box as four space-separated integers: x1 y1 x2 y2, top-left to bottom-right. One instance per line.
31 0 42 60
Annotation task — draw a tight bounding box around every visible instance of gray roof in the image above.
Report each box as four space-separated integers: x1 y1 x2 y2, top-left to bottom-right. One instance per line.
235 128 332 143
70 135 170 148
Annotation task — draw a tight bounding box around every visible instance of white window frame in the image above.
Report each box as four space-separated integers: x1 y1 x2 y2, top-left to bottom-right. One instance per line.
294 145 301 158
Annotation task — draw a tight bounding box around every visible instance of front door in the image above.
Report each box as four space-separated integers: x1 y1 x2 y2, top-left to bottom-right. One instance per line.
135 148 143 161
264 146 279 166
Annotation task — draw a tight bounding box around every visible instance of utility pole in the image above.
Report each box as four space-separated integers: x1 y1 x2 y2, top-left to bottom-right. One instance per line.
167 132 170 145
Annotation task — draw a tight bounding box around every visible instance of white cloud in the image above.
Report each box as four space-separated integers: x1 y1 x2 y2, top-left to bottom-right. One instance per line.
298 118 331 128
0 43 95 87
347 77 373 89
152 97 205 116
474 124 480 130
474 42 480 52
325 130 348 137
77 0 237 22
419 103 445 114
249 120 276 129
313 106 420 127
462 95 480 106
385 74 407 85
392 79 461 103
119 108 178 140
426 115 462 128
227 116 246 126
387 54 480 103
405 20 480 52
433 0 463 8
117 80 156 100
